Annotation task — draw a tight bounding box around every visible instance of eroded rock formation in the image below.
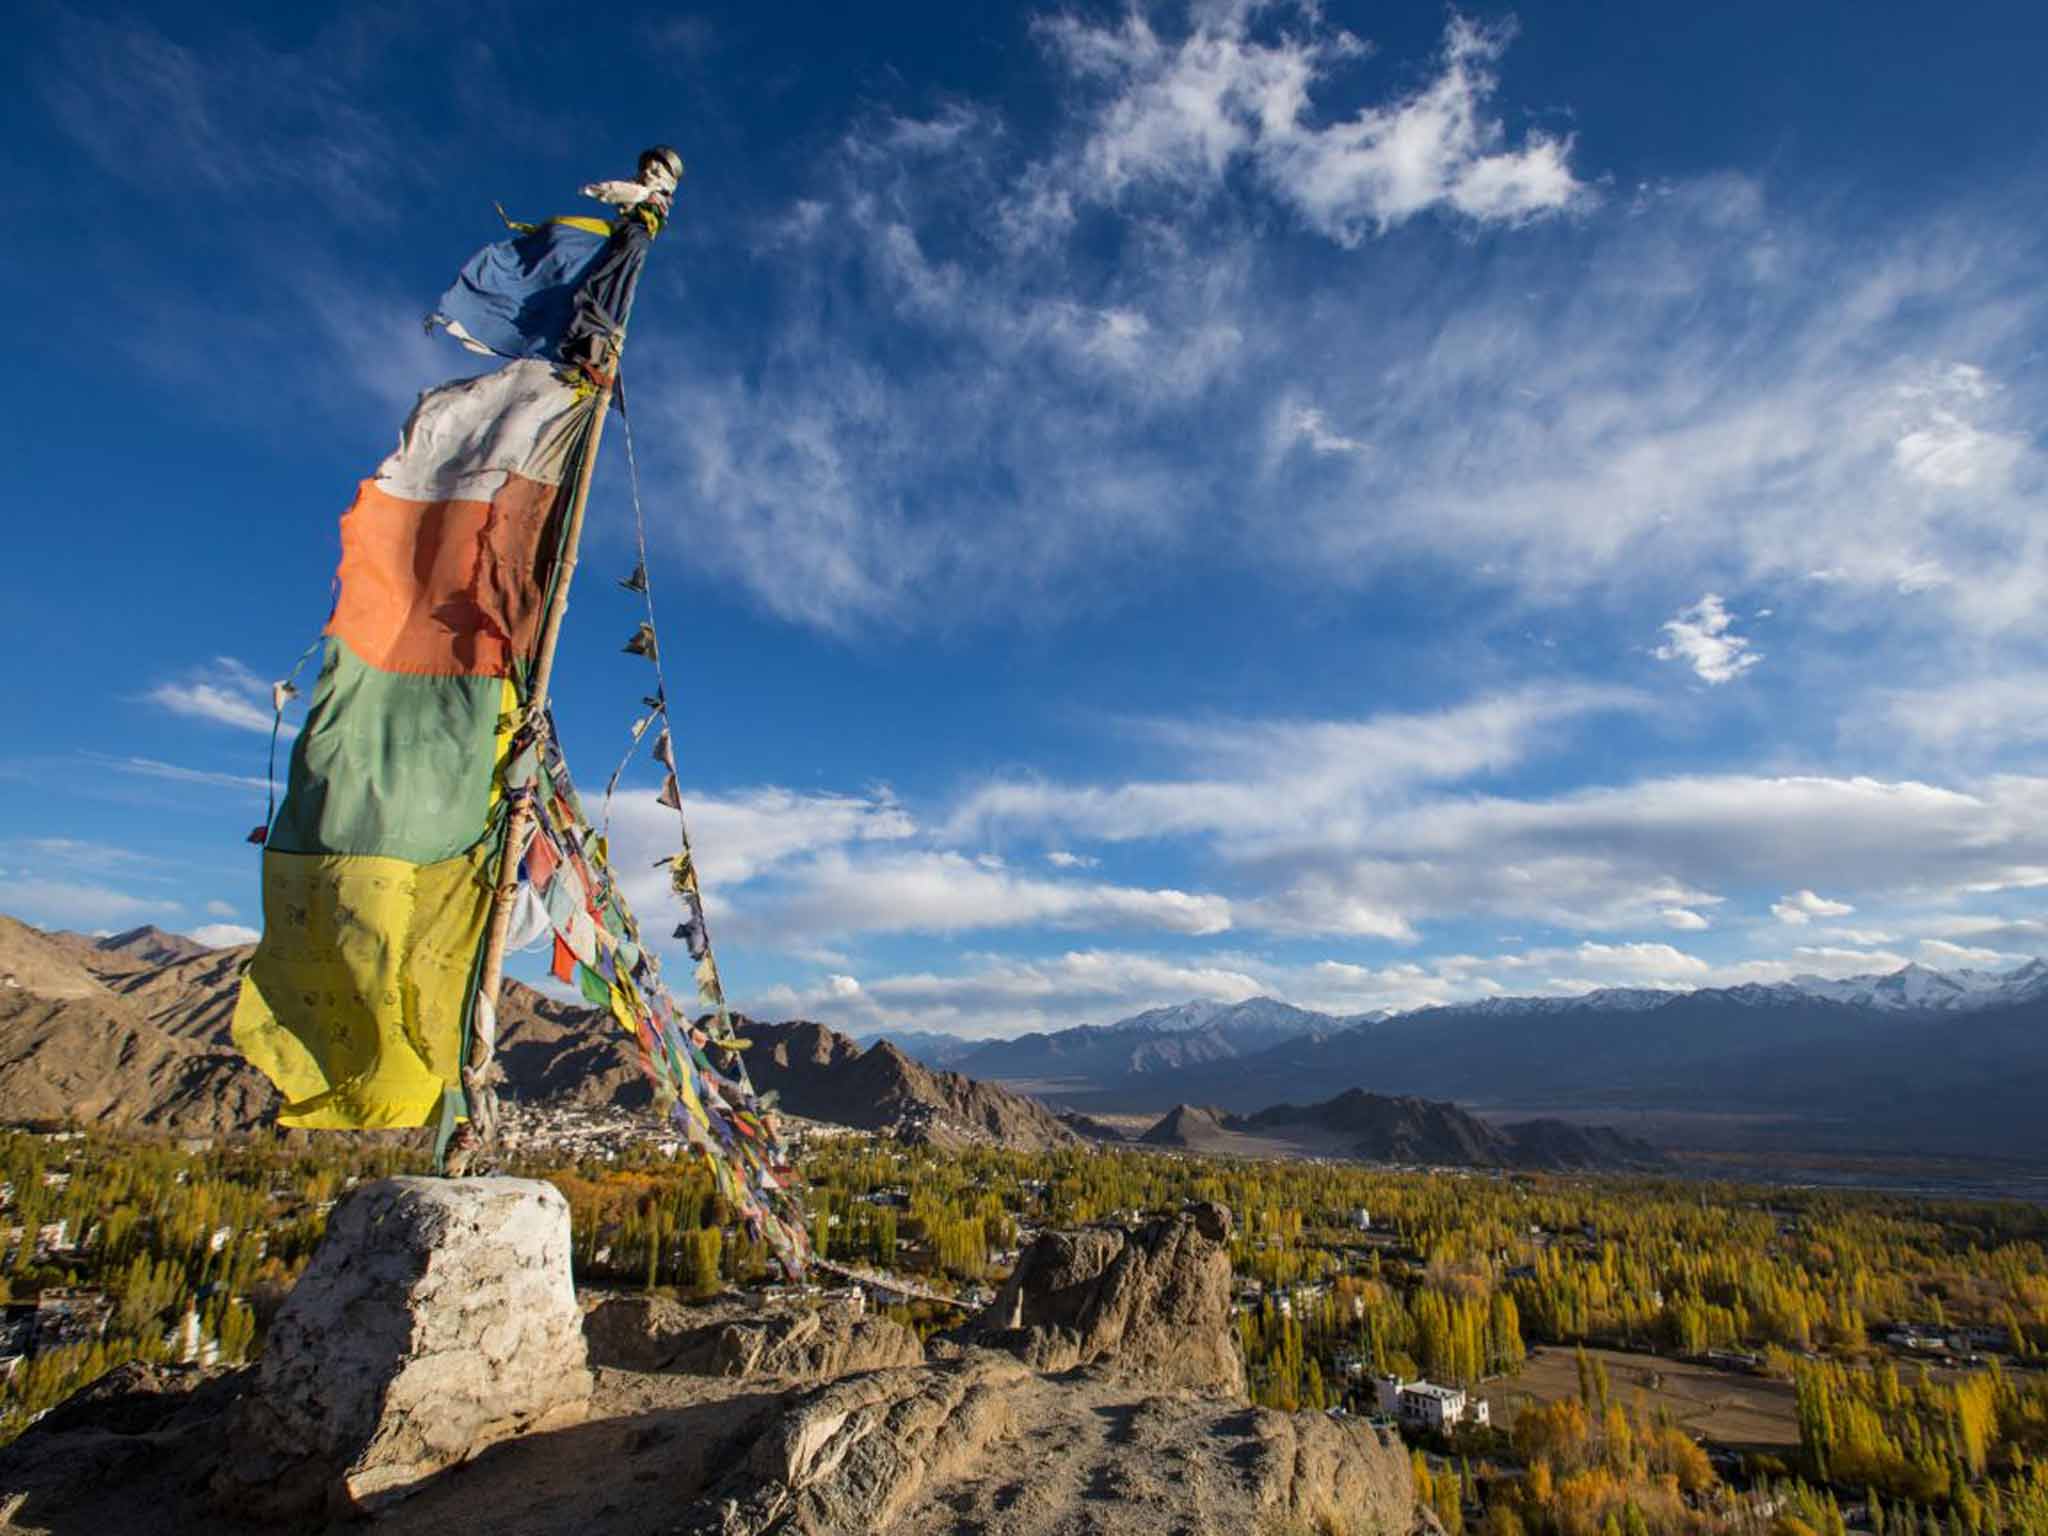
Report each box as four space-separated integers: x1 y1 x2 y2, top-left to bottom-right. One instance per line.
970 1199 1245 1395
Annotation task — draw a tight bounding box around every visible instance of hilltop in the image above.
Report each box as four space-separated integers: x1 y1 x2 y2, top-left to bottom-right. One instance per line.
1139 1089 1666 1171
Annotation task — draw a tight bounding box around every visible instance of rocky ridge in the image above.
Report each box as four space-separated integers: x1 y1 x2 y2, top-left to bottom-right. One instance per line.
0 916 1074 1151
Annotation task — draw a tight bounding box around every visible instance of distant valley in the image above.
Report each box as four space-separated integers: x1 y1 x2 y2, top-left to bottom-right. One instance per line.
864 963 2048 1164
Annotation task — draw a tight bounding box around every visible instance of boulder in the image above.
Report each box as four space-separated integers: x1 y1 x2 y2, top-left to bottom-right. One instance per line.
584 1294 924 1380
971 1200 1244 1395
213 1175 591 1517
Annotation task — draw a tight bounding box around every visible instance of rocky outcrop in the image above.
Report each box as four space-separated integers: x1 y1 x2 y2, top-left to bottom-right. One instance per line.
1247 1407 1427 1536
213 1176 592 1517
584 1293 923 1380
739 1019 1082 1151
678 1356 1417 1536
688 1352 1031 1535
971 1200 1245 1395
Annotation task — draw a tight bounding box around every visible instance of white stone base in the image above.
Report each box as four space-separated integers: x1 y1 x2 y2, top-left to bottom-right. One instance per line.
216 1176 592 1517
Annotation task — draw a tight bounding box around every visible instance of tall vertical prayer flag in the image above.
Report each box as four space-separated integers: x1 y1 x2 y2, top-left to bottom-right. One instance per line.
232 361 595 1128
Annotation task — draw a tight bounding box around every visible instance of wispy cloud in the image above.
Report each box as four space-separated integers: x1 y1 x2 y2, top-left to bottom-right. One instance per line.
41 10 405 221
93 754 275 795
636 12 2047 682
1881 671 2048 752
2 877 179 930
947 686 1637 849
145 658 295 737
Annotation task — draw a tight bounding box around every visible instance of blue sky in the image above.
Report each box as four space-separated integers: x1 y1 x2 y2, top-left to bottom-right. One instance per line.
3 0 2045 1037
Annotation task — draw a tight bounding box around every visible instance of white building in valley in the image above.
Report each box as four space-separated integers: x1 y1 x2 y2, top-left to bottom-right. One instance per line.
1373 1376 1489 1432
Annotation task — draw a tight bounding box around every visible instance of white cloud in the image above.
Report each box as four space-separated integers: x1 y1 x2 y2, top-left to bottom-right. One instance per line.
1772 888 1856 925
745 947 1269 1038
1045 850 1098 869
1042 11 1587 243
1474 940 1710 985
1816 926 1899 946
760 849 1232 940
1904 912 2047 949
631 8 2048 653
1916 938 2016 967
600 782 1225 956
1279 403 1367 458
146 657 295 736
203 899 238 918
189 922 260 948
1659 907 1711 931
950 685 1635 849
1653 594 1762 685
959 753 2048 940
609 785 915 893
9 837 158 874
1881 672 2048 752
1892 364 2023 490
3 878 179 930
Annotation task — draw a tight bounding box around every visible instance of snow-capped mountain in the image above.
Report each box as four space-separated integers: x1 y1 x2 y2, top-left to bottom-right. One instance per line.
927 957 2048 1160
1324 961 2048 1023
1777 959 2048 1012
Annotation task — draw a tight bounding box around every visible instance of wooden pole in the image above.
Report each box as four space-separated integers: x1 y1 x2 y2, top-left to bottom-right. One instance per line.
449 337 621 1169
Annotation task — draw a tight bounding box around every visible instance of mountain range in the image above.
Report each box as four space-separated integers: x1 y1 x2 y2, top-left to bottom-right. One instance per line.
858 996 1368 1085
0 915 1078 1151
872 962 2048 1161
8 910 2039 1164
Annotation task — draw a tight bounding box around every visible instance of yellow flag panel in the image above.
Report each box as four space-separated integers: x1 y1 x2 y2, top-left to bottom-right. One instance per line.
232 845 494 1128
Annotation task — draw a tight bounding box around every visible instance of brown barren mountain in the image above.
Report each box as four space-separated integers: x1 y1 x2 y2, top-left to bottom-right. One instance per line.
740 1020 1081 1151
0 914 1078 1148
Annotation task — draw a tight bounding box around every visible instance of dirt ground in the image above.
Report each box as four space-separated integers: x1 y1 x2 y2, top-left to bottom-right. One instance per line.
1476 1345 1799 1452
